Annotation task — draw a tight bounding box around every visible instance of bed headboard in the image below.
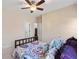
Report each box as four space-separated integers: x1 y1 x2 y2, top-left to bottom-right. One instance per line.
15 36 38 48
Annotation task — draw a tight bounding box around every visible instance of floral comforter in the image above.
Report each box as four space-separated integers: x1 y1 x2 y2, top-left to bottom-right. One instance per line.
12 41 48 59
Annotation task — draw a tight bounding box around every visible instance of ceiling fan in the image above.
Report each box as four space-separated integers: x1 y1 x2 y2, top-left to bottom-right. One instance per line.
21 0 45 13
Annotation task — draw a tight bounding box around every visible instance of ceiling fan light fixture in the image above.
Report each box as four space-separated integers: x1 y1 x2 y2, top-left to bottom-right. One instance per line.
30 5 37 11
21 0 45 13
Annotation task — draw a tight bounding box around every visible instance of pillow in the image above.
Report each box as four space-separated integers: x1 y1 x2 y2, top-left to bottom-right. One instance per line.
20 41 39 48
49 37 64 49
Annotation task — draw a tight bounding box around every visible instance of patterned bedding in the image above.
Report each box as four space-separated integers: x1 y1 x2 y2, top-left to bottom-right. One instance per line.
12 37 65 59
12 41 48 59
45 37 64 59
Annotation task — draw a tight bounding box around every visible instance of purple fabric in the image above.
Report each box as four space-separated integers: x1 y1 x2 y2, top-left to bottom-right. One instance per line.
61 45 77 59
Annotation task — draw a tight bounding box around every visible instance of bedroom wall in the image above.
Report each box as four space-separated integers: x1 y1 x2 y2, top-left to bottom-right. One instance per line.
2 8 36 59
42 4 77 42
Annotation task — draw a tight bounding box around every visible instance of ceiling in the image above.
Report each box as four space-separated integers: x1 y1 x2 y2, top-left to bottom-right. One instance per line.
3 0 77 17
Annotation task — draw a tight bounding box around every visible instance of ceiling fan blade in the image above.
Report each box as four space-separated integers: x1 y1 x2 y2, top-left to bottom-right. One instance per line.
36 0 45 6
30 10 34 13
25 0 32 5
21 7 30 9
37 7 43 11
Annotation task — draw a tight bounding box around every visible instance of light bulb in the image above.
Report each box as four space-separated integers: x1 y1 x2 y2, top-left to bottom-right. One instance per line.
30 5 36 11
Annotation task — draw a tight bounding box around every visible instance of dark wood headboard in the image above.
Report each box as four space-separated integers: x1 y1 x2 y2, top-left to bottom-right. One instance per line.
15 36 38 48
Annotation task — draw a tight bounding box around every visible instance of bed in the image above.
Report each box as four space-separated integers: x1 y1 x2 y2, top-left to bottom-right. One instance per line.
12 36 77 59
13 36 48 59
15 36 38 48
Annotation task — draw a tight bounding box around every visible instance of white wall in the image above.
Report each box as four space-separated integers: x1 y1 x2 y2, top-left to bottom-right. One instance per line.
2 8 36 59
42 4 77 42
